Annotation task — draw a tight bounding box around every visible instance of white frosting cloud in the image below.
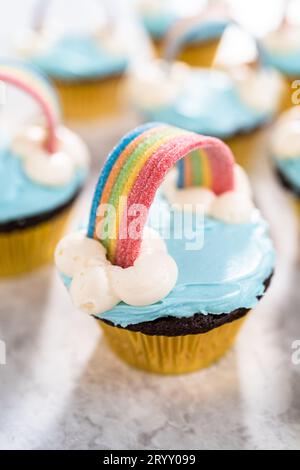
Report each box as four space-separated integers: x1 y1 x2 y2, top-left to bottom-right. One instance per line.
140 226 168 254
108 252 178 307
271 107 300 159
162 164 254 222
170 187 216 213
16 29 57 59
70 267 121 315
24 150 74 186
55 232 108 277
138 0 203 15
210 191 254 224
12 125 90 187
234 164 253 197
93 27 127 56
129 59 283 115
262 27 300 54
232 66 284 114
56 227 178 315
128 60 189 109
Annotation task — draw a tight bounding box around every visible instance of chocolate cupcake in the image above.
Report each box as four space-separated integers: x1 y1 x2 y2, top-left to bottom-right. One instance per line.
0 61 89 276
138 0 229 66
55 123 274 374
259 12 300 110
128 60 284 170
16 1 129 121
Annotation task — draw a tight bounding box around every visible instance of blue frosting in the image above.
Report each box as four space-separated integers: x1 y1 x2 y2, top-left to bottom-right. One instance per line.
29 34 128 81
142 12 177 39
0 141 87 223
260 46 300 78
275 156 300 191
169 20 229 53
63 192 275 328
143 12 228 41
139 69 274 139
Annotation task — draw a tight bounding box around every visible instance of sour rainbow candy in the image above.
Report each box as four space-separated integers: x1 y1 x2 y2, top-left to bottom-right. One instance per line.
0 61 60 153
88 123 235 268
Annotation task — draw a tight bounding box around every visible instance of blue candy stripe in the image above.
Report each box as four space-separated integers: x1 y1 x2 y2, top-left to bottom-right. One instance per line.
176 159 185 188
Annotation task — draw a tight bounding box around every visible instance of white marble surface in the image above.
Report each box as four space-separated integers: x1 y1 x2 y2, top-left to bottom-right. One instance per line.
1 0 300 451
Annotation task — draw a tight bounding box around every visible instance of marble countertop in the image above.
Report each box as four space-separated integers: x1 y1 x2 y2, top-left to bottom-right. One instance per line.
0 0 300 451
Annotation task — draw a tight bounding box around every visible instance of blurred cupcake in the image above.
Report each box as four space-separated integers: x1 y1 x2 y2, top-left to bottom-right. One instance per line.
259 16 300 109
128 60 284 169
16 3 129 122
55 123 275 374
270 106 300 217
0 61 89 276
138 0 230 67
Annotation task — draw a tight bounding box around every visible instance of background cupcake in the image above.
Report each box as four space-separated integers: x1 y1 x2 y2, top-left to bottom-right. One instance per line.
16 0 129 121
259 2 300 110
138 0 229 67
0 61 89 276
55 123 275 374
270 106 300 218
128 59 284 170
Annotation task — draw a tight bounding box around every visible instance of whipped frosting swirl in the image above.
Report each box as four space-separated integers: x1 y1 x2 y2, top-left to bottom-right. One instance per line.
56 227 178 314
11 124 89 187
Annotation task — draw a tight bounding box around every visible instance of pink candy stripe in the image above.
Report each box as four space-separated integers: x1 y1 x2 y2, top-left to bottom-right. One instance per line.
208 144 234 195
0 73 58 153
116 134 234 268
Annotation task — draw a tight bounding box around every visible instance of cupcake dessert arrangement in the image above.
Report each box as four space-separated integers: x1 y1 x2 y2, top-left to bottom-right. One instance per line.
0 61 89 276
259 1 300 109
55 123 275 374
17 0 129 121
138 0 230 66
1 0 300 379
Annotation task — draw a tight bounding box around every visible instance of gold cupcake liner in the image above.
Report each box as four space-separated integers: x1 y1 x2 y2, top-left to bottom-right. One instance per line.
0 207 72 277
152 38 220 68
176 38 221 68
53 76 125 122
292 197 300 219
99 316 246 375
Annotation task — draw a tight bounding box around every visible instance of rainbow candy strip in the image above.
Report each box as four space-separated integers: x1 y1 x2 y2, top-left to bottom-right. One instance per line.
177 148 215 189
88 123 235 268
0 60 60 153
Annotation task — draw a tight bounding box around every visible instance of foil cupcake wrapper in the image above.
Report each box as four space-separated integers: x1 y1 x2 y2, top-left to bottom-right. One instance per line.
54 76 124 122
99 316 246 375
0 207 72 277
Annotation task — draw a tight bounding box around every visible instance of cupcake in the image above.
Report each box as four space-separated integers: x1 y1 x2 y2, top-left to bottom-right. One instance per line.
260 19 300 110
138 0 229 67
0 61 89 276
16 8 129 122
128 60 284 170
55 123 275 374
270 106 300 217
